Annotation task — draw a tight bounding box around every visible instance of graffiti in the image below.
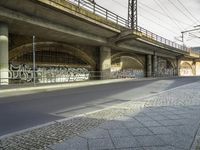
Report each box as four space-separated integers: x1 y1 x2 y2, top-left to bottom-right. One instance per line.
37 67 90 83
9 64 34 82
111 69 144 78
156 68 175 77
9 64 90 83
180 69 193 76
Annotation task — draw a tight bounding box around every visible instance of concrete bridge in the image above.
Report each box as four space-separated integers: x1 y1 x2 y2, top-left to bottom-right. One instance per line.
0 0 199 85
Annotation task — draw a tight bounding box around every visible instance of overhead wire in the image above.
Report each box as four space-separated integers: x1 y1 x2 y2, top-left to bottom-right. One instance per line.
176 0 200 25
110 0 180 36
138 2 191 26
166 0 196 25
152 0 184 31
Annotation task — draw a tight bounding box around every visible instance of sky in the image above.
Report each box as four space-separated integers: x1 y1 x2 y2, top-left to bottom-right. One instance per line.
95 0 200 47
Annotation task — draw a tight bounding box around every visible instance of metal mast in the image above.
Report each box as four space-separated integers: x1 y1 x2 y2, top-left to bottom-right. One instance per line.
128 0 137 30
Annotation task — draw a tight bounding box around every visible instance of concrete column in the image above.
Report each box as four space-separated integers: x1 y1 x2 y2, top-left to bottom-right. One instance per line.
0 23 9 85
147 54 152 77
153 55 157 77
100 47 111 79
177 59 181 76
192 61 196 76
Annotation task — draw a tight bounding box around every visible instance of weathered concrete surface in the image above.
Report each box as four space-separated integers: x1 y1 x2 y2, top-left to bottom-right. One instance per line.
0 23 8 85
100 47 111 79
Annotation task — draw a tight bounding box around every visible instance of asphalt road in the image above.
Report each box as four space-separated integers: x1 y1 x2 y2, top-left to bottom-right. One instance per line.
0 77 199 136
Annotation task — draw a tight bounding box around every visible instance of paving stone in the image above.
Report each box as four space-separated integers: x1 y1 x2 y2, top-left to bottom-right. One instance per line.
149 115 169 121
157 134 193 149
140 120 162 127
81 128 109 139
99 120 126 129
158 120 183 126
143 146 182 150
109 128 133 138
134 116 154 122
148 126 173 135
167 125 198 137
128 127 153 136
88 138 114 150
112 137 140 149
123 120 145 128
50 137 87 150
135 135 165 147
116 147 145 150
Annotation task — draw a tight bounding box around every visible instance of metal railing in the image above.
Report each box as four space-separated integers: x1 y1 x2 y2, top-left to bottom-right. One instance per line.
67 0 128 27
64 0 190 52
0 69 180 85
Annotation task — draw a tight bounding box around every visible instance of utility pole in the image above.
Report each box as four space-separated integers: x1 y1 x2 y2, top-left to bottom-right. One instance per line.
88 0 95 4
33 35 36 86
128 0 137 30
181 27 200 45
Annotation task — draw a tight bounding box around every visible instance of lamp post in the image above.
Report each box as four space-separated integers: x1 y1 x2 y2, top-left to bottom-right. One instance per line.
33 35 36 86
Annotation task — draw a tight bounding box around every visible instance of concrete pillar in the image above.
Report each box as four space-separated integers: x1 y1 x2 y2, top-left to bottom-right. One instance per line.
0 23 9 85
100 47 111 79
147 54 152 77
153 55 157 77
177 59 181 76
192 61 196 76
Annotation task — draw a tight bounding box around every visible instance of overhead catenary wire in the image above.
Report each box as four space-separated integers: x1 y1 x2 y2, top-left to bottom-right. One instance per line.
176 0 200 25
138 1 191 26
139 14 180 35
165 0 197 26
110 0 180 36
152 0 184 31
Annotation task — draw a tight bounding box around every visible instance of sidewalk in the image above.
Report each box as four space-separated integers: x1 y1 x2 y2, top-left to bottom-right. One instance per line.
0 78 134 98
0 80 200 150
0 76 181 98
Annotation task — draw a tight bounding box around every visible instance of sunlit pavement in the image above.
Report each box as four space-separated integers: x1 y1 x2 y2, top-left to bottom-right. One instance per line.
49 81 200 150
1 78 200 149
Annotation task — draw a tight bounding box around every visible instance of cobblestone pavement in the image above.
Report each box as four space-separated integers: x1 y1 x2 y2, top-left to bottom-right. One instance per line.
1 82 200 150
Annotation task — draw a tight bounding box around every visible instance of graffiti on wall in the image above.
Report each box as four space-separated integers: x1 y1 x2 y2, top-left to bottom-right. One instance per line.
9 64 34 82
9 64 90 83
37 67 89 83
111 69 144 78
157 58 175 76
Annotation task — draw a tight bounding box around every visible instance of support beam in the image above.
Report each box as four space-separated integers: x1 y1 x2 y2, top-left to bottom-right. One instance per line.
100 47 111 79
0 23 9 85
153 54 157 77
177 59 181 76
147 54 152 77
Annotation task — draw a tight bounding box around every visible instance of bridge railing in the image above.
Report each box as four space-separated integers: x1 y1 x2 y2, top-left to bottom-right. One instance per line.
65 0 189 52
68 0 128 27
136 26 189 51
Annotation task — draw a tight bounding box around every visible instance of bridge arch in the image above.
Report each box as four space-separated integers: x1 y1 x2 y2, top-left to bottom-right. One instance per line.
9 42 96 69
111 52 145 77
180 62 193 76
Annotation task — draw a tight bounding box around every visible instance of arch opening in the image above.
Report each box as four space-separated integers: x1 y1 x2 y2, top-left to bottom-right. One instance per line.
9 42 96 83
111 53 145 78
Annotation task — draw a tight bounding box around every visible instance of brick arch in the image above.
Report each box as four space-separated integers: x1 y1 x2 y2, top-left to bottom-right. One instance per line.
111 52 145 67
9 42 96 68
180 62 194 76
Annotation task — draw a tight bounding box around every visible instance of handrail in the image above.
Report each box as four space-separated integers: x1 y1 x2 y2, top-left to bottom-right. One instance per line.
62 0 191 52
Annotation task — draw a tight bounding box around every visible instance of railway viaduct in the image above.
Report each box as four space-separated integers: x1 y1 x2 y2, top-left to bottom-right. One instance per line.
0 0 199 85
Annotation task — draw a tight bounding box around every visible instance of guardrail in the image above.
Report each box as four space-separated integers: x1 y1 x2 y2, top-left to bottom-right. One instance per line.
65 0 190 52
